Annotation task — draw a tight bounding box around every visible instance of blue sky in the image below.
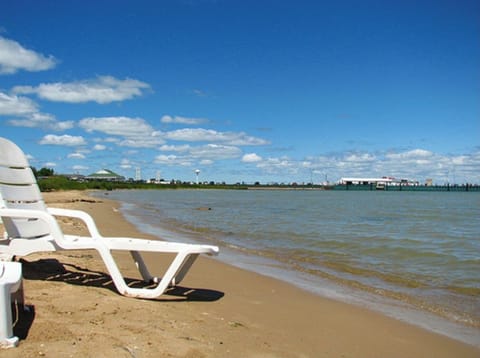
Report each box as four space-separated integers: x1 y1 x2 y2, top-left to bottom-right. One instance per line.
1 0 479 184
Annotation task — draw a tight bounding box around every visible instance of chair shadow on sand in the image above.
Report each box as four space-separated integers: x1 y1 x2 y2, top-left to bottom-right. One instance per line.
11 296 35 342
12 257 224 341
20 257 225 302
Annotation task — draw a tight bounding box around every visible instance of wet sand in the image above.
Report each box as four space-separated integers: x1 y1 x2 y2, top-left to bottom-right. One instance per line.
2 190 479 357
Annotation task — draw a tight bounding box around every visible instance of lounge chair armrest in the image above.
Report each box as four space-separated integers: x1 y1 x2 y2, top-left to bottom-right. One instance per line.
0 207 64 241
47 207 102 239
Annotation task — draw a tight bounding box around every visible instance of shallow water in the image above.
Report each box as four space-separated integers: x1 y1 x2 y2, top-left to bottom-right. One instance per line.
96 189 480 345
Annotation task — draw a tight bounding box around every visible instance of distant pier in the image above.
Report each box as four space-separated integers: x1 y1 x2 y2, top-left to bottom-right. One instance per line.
332 184 479 192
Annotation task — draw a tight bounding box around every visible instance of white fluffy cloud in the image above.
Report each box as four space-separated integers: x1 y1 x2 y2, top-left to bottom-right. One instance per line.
72 165 89 171
79 116 164 148
79 116 153 136
8 112 74 131
159 144 191 152
77 117 269 151
154 154 193 166
120 158 133 169
0 92 38 115
154 144 241 166
161 115 208 125
1 91 73 130
256 156 299 175
164 128 269 145
344 153 376 162
189 144 242 159
93 144 106 151
251 149 480 184
39 134 86 146
67 152 86 159
0 36 57 74
242 153 262 163
385 149 433 160
13 76 150 104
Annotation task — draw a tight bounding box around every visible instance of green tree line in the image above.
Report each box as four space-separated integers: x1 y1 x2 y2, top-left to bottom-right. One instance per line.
32 167 245 192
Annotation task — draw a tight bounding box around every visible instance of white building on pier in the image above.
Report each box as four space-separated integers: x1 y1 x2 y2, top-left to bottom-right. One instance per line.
339 177 419 187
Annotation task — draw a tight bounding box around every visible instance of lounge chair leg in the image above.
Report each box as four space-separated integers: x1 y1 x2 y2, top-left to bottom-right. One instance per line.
171 254 199 286
129 251 154 283
0 262 22 348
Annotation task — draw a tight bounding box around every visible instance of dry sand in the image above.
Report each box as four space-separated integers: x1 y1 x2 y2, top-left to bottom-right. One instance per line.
2 190 479 357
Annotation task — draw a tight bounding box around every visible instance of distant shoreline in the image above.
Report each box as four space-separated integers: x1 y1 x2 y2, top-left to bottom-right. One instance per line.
247 184 480 192
37 175 479 193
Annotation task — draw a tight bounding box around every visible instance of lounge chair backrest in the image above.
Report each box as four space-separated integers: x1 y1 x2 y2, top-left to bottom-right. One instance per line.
0 137 50 239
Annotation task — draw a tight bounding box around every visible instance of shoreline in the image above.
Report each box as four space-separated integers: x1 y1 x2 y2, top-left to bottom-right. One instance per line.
106 189 480 346
3 190 479 357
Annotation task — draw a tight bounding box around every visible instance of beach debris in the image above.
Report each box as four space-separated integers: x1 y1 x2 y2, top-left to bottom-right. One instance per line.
79 198 98 203
120 345 137 358
228 321 245 328
178 336 197 341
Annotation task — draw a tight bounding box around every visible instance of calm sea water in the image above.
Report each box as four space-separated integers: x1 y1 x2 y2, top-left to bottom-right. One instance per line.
96 189 480 345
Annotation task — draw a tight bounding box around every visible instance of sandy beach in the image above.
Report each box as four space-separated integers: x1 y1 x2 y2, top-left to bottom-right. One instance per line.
2 190 479 357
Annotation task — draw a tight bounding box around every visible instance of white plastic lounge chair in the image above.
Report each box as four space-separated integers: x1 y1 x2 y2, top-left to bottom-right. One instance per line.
0 261 22 348
0 137 219 299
